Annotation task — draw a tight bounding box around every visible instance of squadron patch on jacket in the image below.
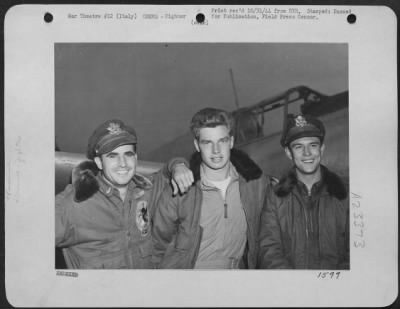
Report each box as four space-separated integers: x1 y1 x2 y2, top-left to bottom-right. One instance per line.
136 200 149 236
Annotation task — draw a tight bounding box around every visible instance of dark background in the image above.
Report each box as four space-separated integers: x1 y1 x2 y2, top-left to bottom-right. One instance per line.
55 43 348 160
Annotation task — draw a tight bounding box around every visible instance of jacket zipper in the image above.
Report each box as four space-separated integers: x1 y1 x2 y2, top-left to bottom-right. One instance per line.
216 189 228 218
205 180 231 219
307 190 313 233
304 189 313 268
303 205 309 268
222 182 233 219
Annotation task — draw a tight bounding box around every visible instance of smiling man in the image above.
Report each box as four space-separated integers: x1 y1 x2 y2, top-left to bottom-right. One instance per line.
258 114 349 269
152 108 270 269
55 119 193 269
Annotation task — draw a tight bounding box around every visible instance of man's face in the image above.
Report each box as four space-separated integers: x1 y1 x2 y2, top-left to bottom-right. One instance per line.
94 144 137 188
285 136 324 176
194 125 234 172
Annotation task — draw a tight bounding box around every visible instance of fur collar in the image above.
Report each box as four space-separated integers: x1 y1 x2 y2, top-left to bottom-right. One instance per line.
73 160 153 203
274 165 347 200
189 148 262 183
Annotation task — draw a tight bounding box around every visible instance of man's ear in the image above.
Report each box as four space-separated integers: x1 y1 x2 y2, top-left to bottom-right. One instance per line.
321 143 325 156
229 135 234 149
94 156 103 170
284 147 293 161
194 139 200 152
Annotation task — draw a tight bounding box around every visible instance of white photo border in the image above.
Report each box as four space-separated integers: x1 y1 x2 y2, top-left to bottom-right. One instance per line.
4 4 398 307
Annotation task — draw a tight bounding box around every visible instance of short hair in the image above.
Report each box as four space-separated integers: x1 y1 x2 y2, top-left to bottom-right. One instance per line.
190 108 234 139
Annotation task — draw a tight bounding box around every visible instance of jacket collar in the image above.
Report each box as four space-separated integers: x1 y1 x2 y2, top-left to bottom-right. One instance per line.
73 160 153 203
96 173 116 197
189 148 263 183
274 165 347 200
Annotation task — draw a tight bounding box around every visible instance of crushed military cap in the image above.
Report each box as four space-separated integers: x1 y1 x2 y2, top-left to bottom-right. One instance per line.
87 119 137 159
280 114 325 147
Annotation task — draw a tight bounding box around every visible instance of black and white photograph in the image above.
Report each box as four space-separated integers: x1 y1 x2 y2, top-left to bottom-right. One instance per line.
4 4 397 307
54 43 349 270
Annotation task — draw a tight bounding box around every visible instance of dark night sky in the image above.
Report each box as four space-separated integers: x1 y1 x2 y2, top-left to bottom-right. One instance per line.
55 43 348 161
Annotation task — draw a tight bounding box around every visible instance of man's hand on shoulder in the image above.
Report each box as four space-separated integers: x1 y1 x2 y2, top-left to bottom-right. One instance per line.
171 163 194 196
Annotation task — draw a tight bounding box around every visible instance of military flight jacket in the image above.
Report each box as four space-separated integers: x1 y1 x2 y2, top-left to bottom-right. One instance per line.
152 149 270 269
55 159 182 269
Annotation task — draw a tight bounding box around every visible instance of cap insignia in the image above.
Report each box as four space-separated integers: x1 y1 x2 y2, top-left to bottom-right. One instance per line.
107 122 123 135
295 115 308 127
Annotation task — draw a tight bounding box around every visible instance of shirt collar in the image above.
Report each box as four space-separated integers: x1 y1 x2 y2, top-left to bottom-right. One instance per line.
199 162 239 189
